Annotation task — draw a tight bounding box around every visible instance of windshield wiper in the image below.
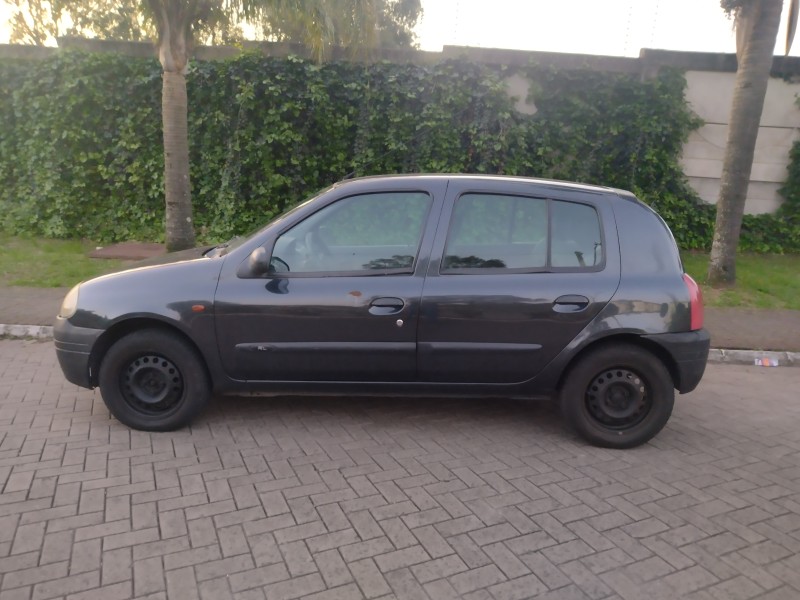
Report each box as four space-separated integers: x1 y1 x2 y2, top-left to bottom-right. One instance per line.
204 236 241 257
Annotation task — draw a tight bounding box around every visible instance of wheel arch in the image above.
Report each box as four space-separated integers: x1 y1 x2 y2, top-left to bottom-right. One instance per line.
88 317 210 388
556 334 680 393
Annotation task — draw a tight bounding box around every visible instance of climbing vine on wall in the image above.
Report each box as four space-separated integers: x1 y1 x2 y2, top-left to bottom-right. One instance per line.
0 51 797 250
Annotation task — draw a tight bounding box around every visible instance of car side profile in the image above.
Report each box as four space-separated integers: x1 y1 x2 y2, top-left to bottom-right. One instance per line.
55 175 710 448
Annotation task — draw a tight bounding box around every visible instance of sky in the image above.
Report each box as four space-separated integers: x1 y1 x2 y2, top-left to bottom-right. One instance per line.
1 0 799 57
1 5 13 42
414 0 798 58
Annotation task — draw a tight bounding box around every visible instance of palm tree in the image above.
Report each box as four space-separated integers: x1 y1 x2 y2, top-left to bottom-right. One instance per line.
708 0 797 285
6 0 417 250
6 0 62 44
147 0 204 251
148 0 401 251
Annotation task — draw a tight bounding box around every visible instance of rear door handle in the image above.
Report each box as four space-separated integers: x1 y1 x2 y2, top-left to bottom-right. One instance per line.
553 294 590 313
369 297 405 315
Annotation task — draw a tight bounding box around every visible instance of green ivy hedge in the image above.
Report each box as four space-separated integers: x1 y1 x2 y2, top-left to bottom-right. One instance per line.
775 139 800 251
0 50 797 251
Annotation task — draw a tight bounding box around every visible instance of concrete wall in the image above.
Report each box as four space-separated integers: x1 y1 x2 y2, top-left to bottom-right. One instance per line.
3 40 800 215
682 70 800 214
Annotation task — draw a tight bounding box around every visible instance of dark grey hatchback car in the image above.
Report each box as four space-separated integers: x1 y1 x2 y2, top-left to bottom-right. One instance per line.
55 175 709 448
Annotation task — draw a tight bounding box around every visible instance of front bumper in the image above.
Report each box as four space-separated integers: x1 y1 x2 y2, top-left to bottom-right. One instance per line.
54 317 104 389
643 328 711 393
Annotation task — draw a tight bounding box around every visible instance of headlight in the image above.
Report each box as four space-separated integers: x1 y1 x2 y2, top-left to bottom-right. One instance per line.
58 285 80 318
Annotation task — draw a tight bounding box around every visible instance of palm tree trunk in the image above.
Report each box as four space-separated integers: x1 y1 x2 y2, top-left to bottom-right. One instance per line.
162 69 195 251
149 0 196 251
708 0 783 285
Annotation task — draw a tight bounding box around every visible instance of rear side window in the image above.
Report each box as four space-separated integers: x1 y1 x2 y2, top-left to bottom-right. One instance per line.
442 193 603 272
551 200 603 268
443 194 547 269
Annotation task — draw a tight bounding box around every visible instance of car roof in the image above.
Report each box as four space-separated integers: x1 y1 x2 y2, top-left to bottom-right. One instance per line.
333 173 624 196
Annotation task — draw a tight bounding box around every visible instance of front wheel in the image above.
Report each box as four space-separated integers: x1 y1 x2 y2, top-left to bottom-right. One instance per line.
98 329 210 431
560 344 674 449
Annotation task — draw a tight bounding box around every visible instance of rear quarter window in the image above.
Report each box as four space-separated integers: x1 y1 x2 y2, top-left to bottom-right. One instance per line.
614 198 682 275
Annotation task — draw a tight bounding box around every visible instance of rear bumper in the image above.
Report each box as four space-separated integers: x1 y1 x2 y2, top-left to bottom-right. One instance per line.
643 329 711 393
54 317 103 389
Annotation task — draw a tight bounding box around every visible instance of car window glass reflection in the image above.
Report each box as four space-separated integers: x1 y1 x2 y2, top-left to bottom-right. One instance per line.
271 192 431 275
443 193 547 270
551 201 603 268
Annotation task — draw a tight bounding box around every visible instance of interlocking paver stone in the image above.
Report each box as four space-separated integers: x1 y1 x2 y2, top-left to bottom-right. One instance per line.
0 339 799 598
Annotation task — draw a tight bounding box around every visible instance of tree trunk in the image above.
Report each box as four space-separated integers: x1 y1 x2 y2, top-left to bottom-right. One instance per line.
161 69 195 251
708 0 783 285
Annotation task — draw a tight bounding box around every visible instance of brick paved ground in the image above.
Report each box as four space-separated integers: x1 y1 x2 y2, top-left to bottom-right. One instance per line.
1 339 799 600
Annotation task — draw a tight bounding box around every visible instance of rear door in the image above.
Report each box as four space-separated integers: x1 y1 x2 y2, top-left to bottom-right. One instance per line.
417 179 620 384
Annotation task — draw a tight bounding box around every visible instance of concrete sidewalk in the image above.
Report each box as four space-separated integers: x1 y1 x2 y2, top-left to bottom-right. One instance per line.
2 285 799 353
0 287 68 327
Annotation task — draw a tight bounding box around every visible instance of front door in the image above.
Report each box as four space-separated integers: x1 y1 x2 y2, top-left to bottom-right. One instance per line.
417 181 620 384
215 185 444 382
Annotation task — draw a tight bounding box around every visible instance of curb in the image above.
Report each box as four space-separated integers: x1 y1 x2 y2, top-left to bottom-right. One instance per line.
1 324 54 340
3 323 799 367
707 348 798 367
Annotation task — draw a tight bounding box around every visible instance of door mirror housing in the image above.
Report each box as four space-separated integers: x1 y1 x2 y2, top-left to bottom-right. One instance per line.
238 243 290 278
248 247 270 276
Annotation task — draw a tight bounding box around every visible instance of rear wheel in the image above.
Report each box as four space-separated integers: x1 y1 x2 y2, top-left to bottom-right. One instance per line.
98 329 210 431
560 344 674 448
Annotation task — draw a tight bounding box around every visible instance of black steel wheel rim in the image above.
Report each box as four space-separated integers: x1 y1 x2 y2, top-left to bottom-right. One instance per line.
585 368 651 429
120 354 184 415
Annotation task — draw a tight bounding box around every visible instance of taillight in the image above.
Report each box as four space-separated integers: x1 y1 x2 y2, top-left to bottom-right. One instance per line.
682 273 704 331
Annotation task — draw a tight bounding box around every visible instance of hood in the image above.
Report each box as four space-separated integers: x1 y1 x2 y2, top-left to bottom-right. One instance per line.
129 245 214 268
81 245 218 287
94 245 215 277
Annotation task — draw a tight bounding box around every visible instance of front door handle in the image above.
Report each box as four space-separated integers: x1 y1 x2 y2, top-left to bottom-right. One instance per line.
369 297 405 315
553 294 590 313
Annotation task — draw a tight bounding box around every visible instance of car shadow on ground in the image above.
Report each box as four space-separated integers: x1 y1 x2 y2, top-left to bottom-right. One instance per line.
194 393 573 446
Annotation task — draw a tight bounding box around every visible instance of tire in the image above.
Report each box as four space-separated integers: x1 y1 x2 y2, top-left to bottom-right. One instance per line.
559 344 674 449
98 329 210 431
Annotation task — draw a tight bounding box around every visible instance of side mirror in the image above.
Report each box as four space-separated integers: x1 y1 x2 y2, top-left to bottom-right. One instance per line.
248 247 270 276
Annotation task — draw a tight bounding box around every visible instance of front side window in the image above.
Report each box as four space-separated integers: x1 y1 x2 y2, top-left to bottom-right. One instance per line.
271 192 431 275
442 193 603 272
